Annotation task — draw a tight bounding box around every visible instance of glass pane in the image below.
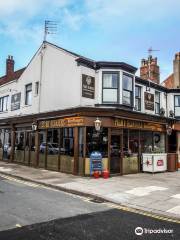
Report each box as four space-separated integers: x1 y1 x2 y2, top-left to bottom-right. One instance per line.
140 131 153 153
103 73 118 88
175 96 180 106
155 103 160 114
39 130 46 168
135 98 140 111
103 89 117 102
135 86 140 97
47 129 59 171
122 90 131 105
60 128 74 173
15 131 25 163
175 106 180 116
26 84 32 91
153 132 165 153
155 92 160 103
123 74 133 91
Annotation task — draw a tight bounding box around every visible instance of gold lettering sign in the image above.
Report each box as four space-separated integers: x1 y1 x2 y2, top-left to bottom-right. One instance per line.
114 119 164 132
39 117 84 129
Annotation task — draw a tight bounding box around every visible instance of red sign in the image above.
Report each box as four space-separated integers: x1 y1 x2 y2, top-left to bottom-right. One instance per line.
157 160 164 166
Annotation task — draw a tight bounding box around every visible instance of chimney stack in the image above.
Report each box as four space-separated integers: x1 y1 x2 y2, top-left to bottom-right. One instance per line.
140 55 160 84
173 52 180 88
6 55 14 79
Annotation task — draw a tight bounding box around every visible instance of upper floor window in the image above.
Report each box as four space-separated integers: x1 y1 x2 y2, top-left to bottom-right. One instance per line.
102 72 119 103
135 86 141 111
174 95 180 116
155 91 160 114
0 95 9 112
35 81 39 95
122 74 133 106
25 83 32 105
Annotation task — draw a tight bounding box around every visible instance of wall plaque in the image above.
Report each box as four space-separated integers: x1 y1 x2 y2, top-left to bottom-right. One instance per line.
11 92 21 111
82 74 95 99
144 92 154 111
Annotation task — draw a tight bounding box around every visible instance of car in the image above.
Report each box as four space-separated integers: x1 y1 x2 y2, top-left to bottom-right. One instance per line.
40 142 59 154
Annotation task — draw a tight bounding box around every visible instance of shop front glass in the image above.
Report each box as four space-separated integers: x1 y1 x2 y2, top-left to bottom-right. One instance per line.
0 129 11 161
123 129 139 174
15 131 25 163
38 130 46 168
60 128 74 173
46 129 60 171
86 127 108 175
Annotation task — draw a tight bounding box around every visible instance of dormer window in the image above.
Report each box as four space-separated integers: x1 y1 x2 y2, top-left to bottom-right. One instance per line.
122 73 133 106
102 72 119 103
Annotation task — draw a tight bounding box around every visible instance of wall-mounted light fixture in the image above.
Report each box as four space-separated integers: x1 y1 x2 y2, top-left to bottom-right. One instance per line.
32 122 37 131
94 118 102 131
166 124 172 136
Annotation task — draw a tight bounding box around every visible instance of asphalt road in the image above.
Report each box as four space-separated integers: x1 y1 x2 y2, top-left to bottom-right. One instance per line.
0 175 180 240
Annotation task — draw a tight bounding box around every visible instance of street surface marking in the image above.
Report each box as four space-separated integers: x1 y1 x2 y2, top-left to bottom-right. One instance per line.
15 224 22 228
126 186 168 196
105 203 180 224
171 194 180 199
167 206 180 215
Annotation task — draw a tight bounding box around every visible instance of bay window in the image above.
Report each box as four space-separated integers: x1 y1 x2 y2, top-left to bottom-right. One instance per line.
135 86 141 111
175 95 180 116
102 72 119 103
155 91 160 114
122 74 133 106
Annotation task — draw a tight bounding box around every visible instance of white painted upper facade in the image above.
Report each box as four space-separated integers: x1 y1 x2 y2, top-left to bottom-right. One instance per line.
0 41 179 120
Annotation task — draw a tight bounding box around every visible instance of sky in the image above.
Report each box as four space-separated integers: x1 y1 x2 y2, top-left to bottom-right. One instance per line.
0 0 180 82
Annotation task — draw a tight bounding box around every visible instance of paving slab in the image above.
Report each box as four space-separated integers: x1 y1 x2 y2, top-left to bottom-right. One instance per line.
0 161 180 220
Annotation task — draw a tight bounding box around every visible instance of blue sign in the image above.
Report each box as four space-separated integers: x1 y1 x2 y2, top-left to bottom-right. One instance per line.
90 151 102 175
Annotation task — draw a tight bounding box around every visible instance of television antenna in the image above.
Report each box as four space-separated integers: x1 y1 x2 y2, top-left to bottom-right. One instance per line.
148 47 160 56
44 20 58 41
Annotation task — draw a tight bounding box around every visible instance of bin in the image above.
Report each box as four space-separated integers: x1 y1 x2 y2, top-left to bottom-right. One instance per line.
167 153 178 172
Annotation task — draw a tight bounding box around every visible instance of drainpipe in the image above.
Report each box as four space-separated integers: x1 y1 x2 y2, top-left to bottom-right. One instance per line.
38 42 46 113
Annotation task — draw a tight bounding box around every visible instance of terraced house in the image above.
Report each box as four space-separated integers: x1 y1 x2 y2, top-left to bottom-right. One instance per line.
0 41 179 176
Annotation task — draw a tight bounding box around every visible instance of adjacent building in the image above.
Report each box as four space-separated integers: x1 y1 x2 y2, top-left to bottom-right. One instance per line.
0 41 179 175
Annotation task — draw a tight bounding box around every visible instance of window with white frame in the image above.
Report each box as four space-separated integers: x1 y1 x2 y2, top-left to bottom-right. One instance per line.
25 83 32 105
135 85 141 111
175 95 180 116
155 91 160 114
35 82 39 95
102 72 119 103
0 95 9 112
122 73 133 106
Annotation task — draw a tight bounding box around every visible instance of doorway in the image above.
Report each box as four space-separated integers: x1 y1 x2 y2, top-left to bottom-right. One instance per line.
110 133 122 174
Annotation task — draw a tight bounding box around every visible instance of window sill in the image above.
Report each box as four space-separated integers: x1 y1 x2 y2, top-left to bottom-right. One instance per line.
23 104 32 108
0 111 8 114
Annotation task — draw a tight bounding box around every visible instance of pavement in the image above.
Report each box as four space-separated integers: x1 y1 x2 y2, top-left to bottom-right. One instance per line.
0 161 180 221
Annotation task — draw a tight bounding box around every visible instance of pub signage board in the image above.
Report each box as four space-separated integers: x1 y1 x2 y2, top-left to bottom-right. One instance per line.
11 92 21 111
39 117 84 129
114 119 165 132
82 74 95 99
144 92 154 111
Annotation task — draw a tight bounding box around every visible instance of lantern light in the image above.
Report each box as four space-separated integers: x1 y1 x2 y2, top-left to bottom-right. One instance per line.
94 118 102 131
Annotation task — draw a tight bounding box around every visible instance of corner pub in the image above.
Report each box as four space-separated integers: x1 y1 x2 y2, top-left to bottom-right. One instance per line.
0 42 179 175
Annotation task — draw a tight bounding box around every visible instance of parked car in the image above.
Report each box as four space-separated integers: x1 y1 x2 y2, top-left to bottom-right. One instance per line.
40 142 59 154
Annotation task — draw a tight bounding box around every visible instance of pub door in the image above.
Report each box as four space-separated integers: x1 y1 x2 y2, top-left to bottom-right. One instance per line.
110 132 122 174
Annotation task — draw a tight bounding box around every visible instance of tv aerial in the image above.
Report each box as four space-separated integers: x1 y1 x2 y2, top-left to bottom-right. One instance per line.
44 20 58 41
148 47 160 56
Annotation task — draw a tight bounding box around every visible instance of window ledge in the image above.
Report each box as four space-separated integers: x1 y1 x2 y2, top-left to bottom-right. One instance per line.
0 111 8 114
23 104 32 108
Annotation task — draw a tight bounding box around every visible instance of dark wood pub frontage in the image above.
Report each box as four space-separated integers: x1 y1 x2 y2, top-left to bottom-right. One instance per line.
0 107 170 176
